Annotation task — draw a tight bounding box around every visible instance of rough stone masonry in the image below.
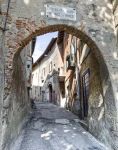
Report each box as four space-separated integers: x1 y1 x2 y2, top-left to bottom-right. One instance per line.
0 0 118 150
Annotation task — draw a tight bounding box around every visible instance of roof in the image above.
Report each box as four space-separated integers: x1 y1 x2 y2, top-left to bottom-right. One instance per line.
33 31 64 69
33 38 57 69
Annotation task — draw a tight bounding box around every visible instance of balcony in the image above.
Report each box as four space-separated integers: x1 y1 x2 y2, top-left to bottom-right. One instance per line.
66 54 75 70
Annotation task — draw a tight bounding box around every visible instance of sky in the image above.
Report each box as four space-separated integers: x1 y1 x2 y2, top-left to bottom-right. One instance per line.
32 32 58 63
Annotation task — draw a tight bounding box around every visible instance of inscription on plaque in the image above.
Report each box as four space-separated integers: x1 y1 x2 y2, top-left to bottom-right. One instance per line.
45 5 76 21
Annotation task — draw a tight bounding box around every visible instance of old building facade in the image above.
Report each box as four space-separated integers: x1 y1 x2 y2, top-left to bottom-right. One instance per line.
63 33 111 147
0 0 118 149
31 32 65 105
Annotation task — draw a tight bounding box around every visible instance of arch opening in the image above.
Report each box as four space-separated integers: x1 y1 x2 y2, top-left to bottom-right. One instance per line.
3 24 117 150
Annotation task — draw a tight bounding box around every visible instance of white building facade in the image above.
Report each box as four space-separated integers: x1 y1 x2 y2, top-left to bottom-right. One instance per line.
31 33 65 105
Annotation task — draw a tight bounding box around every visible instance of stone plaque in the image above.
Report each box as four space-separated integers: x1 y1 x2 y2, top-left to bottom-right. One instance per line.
45 5 76 21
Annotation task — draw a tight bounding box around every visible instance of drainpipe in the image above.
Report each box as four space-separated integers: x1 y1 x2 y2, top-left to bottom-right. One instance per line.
0 0 11 32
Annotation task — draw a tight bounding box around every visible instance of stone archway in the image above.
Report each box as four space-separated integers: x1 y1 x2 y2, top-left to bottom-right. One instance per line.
2 24 117 150
8 24 111 94
0 0 118 149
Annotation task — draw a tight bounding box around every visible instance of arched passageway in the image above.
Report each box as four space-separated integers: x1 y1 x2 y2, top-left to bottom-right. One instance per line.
0 0 118 149
1 24 117 150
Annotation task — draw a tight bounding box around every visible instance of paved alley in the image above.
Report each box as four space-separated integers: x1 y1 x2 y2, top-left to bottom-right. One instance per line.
10 102 108 150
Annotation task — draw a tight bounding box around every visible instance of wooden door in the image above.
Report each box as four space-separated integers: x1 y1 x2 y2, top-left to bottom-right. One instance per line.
81 69 90 118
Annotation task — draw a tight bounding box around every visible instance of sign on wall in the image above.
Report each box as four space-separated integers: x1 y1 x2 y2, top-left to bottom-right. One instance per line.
45 5 76 21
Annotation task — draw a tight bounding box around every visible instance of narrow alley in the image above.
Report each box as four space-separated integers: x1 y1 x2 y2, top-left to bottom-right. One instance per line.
1 1 118 149
10 102 108 150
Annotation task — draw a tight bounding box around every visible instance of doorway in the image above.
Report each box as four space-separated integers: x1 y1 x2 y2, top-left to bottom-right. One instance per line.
48 84 53 103
81 69 90 118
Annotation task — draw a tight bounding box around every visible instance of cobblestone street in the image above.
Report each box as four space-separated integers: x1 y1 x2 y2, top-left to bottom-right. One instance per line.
10 102 108 150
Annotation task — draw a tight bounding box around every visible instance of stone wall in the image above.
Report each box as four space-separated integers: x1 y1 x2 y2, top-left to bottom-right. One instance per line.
0 27 4 150
64 33 118 149
0 0 118 149
0 1 6 147
1 47 31 149
80 49 113 149
112 0 118 45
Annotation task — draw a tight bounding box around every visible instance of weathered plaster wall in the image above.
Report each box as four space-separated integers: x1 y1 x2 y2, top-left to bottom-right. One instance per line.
2 50 31 149
80 50 112 148
0 29 4 150
31 40 64 102
0 0 118 149
112 0 118 45
0 2 6 147
64 34 79 113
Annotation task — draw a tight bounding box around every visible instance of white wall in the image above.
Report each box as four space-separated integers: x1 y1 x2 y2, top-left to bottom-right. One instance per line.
31 41 64 101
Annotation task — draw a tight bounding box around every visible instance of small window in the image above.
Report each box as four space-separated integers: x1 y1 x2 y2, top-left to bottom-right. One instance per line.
27 64 30 68
58 68 60 72
42 68 45 76
49 62 52 72
66 55 69 70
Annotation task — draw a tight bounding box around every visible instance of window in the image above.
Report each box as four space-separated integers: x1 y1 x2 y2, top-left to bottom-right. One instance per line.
58 68 60 74
43 68 45 76
27 64 30 68
49 62 52 72
66 54 75 70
